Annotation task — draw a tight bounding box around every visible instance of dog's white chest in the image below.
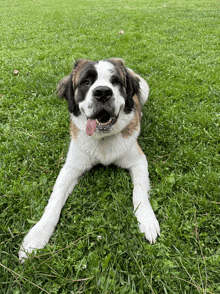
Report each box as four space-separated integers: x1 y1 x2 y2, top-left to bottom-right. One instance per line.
77 133 134 166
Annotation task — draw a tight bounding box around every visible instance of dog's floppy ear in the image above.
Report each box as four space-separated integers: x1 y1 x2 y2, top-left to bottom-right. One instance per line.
124 68 140 113
57 74 80 115
57 74 72 99
108 58 140 113
57 59 91 115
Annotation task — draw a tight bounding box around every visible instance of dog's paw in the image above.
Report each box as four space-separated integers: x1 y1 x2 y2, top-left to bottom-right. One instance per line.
18 223 49 263
135 203 160 243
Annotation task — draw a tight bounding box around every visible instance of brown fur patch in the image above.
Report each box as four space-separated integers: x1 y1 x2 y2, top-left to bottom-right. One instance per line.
108 58 127 85
57 75 71 98
73 59 91 86
122 95 142 138
108 58 125 67
136 141 144 155
70 121 79 140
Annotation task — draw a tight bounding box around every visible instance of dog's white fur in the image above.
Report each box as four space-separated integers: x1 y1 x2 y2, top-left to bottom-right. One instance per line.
18 60 160 263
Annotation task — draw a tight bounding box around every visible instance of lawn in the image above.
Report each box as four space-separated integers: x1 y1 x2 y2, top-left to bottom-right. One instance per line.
0 0 220 293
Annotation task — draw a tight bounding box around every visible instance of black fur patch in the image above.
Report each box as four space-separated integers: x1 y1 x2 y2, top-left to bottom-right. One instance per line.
57 61 98 116
57 73 80 116
124 67 140 114
107 59 140 114
75 63 98 103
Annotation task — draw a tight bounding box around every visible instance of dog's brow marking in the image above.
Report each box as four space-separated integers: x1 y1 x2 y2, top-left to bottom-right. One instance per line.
70 121 79 140
122 95 141 138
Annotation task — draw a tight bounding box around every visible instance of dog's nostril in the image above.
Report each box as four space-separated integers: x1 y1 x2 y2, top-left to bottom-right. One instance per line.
95 90 102 98
105 89 112 98
93 86 113 102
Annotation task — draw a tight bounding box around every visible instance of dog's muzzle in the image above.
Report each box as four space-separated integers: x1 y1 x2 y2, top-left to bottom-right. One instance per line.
85 86 118 136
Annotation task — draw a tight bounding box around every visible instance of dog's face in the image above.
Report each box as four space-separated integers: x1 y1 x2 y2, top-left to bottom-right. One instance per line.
57 58 140 137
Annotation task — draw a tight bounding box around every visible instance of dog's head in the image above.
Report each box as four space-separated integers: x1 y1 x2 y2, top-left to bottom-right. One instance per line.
57 58 140 137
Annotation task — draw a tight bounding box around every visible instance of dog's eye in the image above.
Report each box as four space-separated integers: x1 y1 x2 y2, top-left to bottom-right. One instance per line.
81 79 90 86
111 76 121 85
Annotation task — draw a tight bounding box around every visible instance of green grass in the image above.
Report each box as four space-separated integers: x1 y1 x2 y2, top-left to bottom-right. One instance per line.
1 0 220 293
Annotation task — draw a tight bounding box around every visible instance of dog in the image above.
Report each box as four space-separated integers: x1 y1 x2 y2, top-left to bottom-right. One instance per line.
18 58 160 263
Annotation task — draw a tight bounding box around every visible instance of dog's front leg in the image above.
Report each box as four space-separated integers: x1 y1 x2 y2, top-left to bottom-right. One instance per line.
130 158 160 243
18 139 93 263
116 143 160 243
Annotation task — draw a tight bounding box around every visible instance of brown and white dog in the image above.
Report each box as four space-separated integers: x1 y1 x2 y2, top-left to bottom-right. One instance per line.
18 58 160 262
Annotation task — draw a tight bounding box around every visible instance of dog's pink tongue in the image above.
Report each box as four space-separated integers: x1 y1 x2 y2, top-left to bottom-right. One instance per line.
86 119 97 136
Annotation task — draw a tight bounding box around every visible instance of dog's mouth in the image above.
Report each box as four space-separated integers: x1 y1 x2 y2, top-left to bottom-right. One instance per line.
86 109 118 136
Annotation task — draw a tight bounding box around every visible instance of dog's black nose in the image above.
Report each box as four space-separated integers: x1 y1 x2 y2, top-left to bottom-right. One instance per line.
93 86 113 102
